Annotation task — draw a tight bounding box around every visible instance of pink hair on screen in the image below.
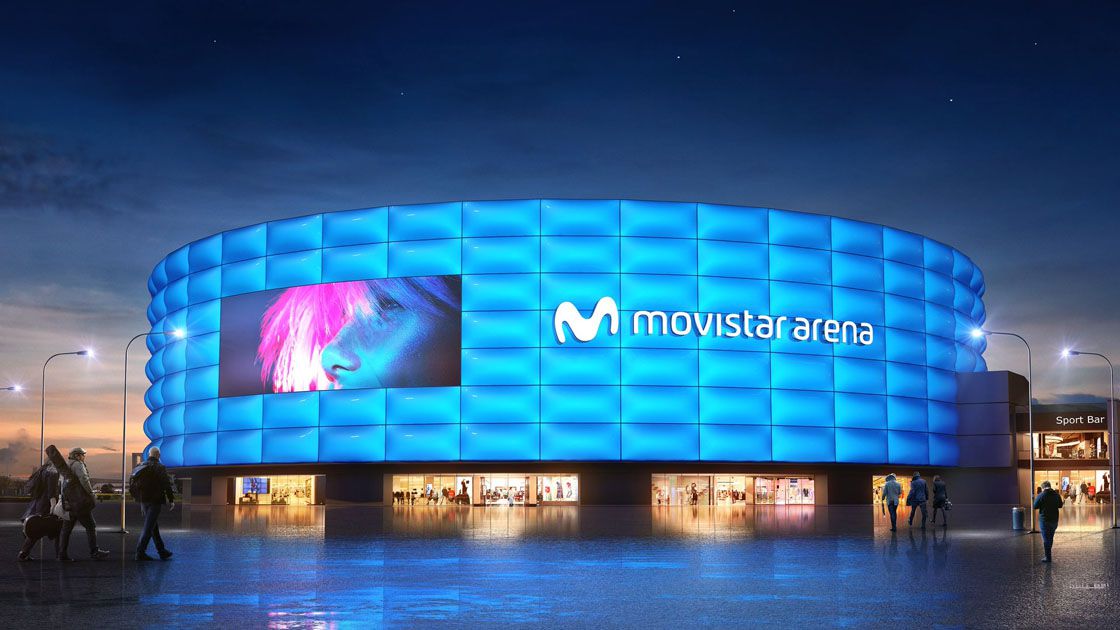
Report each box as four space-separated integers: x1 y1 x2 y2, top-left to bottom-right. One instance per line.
256 281 374 393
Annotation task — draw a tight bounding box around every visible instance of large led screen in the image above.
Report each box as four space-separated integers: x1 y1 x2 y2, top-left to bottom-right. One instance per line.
219 276 461 396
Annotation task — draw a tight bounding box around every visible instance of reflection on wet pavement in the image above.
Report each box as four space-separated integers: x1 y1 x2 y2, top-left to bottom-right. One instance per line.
1 502 1117 627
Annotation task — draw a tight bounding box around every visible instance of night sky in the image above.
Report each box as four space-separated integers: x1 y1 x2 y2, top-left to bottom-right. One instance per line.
2 2 1118 477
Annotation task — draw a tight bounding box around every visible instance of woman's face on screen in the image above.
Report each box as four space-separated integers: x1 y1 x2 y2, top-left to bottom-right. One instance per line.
318 302 432 389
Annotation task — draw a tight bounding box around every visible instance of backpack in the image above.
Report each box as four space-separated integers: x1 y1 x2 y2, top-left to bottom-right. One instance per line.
129 463 153 501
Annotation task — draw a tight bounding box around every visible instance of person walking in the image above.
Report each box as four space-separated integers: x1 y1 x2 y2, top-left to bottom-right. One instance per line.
906 472 929 529
132 446 176 561
882 473 903 531
930 475 949 527
1033 481 1064 563
17 462 62 561
59 447 110 561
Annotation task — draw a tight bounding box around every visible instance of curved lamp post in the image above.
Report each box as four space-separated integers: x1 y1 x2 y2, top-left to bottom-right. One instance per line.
40 350 93 465
971 328 1035 533
1 385 22 392
1061 349 1118 529
119 329 184 533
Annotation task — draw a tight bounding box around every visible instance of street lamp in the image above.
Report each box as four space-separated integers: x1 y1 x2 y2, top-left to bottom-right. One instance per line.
972 327 1036 532
2 385 23 392
119 329 184 533
1060 348 1118 529
40 350 94 465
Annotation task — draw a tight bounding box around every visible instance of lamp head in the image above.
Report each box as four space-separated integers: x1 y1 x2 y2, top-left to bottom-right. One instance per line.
1062 349 1081 358
171 328 185 339
13 384 21 392
970 328 985 339
80 349 94 358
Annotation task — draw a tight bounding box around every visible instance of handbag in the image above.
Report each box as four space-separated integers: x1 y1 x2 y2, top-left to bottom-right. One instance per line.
944 500 953 512
50 496 69 521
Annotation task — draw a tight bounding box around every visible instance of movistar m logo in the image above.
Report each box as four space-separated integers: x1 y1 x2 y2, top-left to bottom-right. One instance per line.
554 297 619 343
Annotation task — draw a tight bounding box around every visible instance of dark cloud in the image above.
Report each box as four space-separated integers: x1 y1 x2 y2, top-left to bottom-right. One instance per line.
0 428 32 465
0 130 121 217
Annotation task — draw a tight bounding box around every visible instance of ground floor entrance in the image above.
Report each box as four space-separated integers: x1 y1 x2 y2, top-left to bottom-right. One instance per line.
650 474 815 506
1033 469 1112 504
390 473 581 506
233 474 326 505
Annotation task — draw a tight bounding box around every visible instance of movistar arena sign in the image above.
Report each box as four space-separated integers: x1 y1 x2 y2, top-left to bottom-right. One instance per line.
554 297 874 346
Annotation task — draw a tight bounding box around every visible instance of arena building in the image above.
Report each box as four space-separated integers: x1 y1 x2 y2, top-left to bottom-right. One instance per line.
142 200 1026 506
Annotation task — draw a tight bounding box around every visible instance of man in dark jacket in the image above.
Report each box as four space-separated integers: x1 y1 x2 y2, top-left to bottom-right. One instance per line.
906 472 929 529
133 446 176 561
1033 480 1064 562
18 462 62 561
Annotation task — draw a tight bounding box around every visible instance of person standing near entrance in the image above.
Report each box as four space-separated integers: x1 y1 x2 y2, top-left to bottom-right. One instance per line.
930 475 949 527
906 472 928 529
1033 481 1064 563
132 446 175 561
882 474 902 531
59 447 110 561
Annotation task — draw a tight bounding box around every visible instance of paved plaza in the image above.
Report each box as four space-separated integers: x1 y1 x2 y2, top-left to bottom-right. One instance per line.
1 502 1117 628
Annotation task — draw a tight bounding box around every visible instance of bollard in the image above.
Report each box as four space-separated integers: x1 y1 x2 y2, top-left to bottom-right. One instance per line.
1011 506 1025 530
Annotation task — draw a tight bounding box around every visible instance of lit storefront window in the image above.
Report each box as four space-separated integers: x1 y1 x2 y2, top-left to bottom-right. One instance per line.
235 475 322 505
390 473 579 506
538 475 579 504
1033 470 1113 504
1034 432 1109 461
651 475 813 506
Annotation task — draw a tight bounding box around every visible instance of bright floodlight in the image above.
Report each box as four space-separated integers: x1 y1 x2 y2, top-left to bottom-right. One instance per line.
970 328 984 339
1061 348 1071 358
172 328 186 339
81 348 94 358
13 384 21 392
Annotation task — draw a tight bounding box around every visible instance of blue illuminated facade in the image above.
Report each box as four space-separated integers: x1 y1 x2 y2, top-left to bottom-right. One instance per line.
143 200 987 469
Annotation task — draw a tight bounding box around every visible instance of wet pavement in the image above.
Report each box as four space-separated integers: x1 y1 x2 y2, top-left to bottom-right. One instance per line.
1 501 1117 628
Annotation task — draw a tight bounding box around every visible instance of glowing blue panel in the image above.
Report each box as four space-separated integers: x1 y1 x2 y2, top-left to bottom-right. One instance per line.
462 311 540 348
621 274 696 311
769 210 829 249
834 358 885 394
463 274 540 310
621 310 698 350
541 199 619 235
222 224 266 264
262 427 319 463
143 410 163 441
698 277 768 313
185 332 219 369
832 253 885 291
161 403 185 436
462 386 538 423
182 432 217 466
927 401 958 434
541 423 620 460
770 281 831 319
926 367 957 402
699 350 769 388
187 267 221 305
266 251 322 289
622 424 698 460
833 288 885 326
952 250 974 286
622 237 697 275
386 424 459 460
700 425 771 461
836 428 887 463
541 385 620 423
145 382 164 411
698 240 768 279
221 258 265 296
323 207 387 247
885 294 925 332
318 425 385 462
187 299 221 335
773 426 835 462
322 244 388 282
699 387 770 424
831 218 883 257
165 278 188 312
389 202 461 240
217 429 262 465
623 349 697 386
622 386 698 423
267 214 322 255
886 329 926 365
543 350 621 385
386 387 460 424
928 432 960 466
883 228 923 266
924 270 955 307
541 273 618 313
953 280 974 316
888 396 928 432
834 393 887 429
387 239 461 277
151 260 168 293
621 200 696 237
463 237 540 273
184 366 217 402
887 362 927 398
319 389 385 426
883 261 924 299
770 245 830 285
923 239 954 275
461 423 539 460
165 246 190 282
925 303 955 339
889 430 928 465
188 234 222 273
159 435 184 467
263 392 319 428
184 399 218 434
162 340 187 374
772 390 834 427
462 348 540 385
218 395 263 431
772 353 833 391
698 203 767 242
463 199 540 237
541 236 619 272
